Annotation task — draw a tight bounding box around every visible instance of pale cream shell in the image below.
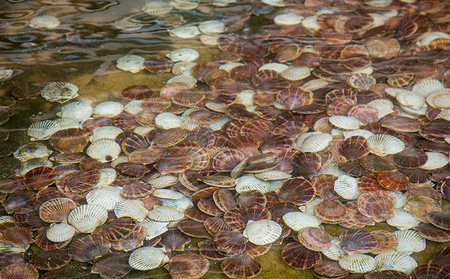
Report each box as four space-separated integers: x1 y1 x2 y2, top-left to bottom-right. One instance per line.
68 204 108 233
59 101 93 122
167 48 199 62
394 229 426 254
87 139 121 162
86 186 124 211
375 251 418 275
396 90 426 110
198 20 226 34
41 82 79 103
90 126 123 142
56 117 80 130
46 222 76 242
116 54 145 73
274 13 303 25
148 175 179 188
142 1 172 15
243 219 282 245
152 189 185 200
13 142 52 162
166 74 197 88
124 100 144 115
114 199 148 222
159 196 193 212
27 120 61 141
282 212 321 231
155 112 183 129
258 62 289 73
129 246 170 271
280 66 311 81
412 78 444 97
367 134 405 156
147 206 185 222
426 88 450 109
386 208 420 230
139 218 169 240
296 132 333 153
235 175 271 193
254 170 292 181
339 254 376 273
419 152 448 170
334 174 361 200
322 238 346 261
29 14 60 29
169 26 200 38
367 99 394 118
93 101 124 118
329 116 363 130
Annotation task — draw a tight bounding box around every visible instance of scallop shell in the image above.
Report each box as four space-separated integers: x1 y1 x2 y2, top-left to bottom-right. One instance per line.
167 48 199 62
420 152 448 170
280 66 311 81
274 13 303 25
13 142 52 162
394 229 426 254
29 14 60 29
147 205 184 222
375 251 418 275
329 116 363 130
67 204 108 233
59 101 93 122
387 208 420 230
367 99 394 118
41 82 79 103
243 219 282 245
235 175 271 193
128 246 169 270
412 78 444 97
339 254 376 273
334 174 361 200
169 26 200 38
142 1 172 15
116 54 145 73
27 120 61 141
282 212 321 231
396 90 426 110
46 222 76 242
367 134 405 156
114 200 148 222
86 186 124 210
296 132 333 153
199 20 226 34
155 112 182 129
139 218 169 239
254 170 292 181
93 101 124 118
87 139 121 162
90 126 123 142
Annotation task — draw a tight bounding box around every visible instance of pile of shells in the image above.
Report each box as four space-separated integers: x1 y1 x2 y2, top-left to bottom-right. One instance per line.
2 0 450 278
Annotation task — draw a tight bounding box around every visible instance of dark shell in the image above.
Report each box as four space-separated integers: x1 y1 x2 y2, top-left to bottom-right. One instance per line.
357 175 386 192
370 230 398 255
431 247 450 269
144 55 173 74
281 242 322 270
228 136 260 157
204 216 232 235
213 188 237 212
365 270 409 279
213 149 245 172
15 206 47 230
0 251 24 269
292 152 322 178
198 198 224 216
64 169 100 193
277 178 315 206
159 228 191 251
359 154 397 174
377 170 410 191
236 190 266 209
167 253 210 279
221 254 261 278
277 88 313 110
33 249 72 270
314 261 348 279
199 239 230 261
11 82 41 100
416 223 450 242
357 191 396 222
427 211 450 230
24 167 56 191
68 234 111 262
49 128 89 154
0 222 34 246
0 262 39 279
410 264 450 279
120 181 154 198
312 174 340 200
100 216 138 241
298 226 331 251
339 229 378 254
314 199 347 224
339 135 370 161
3 190 35 214
177 219 210 238
91 252 132 279
214 230 247 255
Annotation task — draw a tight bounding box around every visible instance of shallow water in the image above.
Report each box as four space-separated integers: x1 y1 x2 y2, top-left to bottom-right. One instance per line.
1 0 450 278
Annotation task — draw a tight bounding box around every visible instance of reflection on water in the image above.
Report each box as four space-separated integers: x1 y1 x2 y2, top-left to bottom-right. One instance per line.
1 0 450 278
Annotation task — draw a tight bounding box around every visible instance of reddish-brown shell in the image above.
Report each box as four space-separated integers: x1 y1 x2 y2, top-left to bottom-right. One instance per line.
277 178 315 206
298 227 332 251
24 167 56 191
292 152 322 178
167 253 210 279
313 261 348 279
177 219 210 239
121 85 154 100
370 230 398 255
91 252 132 279
357 191 396 222
236 190 266 209
281 242 322 270
120 182 154 198
410 264 450 279
214 230 247 255
199 239 230 261
311 174 340 200
377 170 410 191
49 128 89 154
213 149 246 172
277 88 313 110
416 223 450 242
393 147 428 168
0 262 39 279
39 197 77 223
159 228 191 251
339 135 370 161
68 234 111 262
228 136 260 157
144 55 173 74
314 199 347 224
360 154 397 174
0 222 34 247
339 229 378 254
99 216 138 241
33 249 72 270
221 254 261 278
427 211 450 230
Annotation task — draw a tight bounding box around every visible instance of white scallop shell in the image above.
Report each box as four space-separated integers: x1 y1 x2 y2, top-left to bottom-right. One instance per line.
387 208 420 230
235 175 271 193
0 67 13 81
339 254 376 273
124 100 144 115
116 54 145 73
200 34 220 46
235 90 255 107
426 88 450 109
147 206 185 222
394 229 426 254
343 129 374 139
168 26 200 38
0 216 15 224
29 14 60 29
367 134 405 156
254 170 292 181
46 222 76 242
298 196 323 215
114 18 143 31
147 175 179 188
282 212 321 231
268 180 286 192
399 103 427 116
390 191 408 208
170 0 199 10
419 152 448 170
86 186 124 210
258 62 289 73
19 157 53 177
367 99 394 118
114 199 148 222
418 31 450 46
385 87 410 98
159 196 193 212
139 218 169 239
87 139 121 162
412 78 444 97
261 0 286 6
152 189 185 200
334 174 361 200
199 20 226 34
301 15 321 31
93 101 124 118
243 219 282 245
142 1 172 15
375 251 418 275
166 74 197 88
296 132 333 153
274 13 303 25
301 79 329 91
67 204 108 233
172 61 196 76
97 168 117 186
329 116 363 130
280 66 311 81
167 48 199 62
436 109 450 121
129 246 170 271
59 101 93 122
41 82 79 103
13 142 52 162
322 238 346 261
155 112 182 129
219 62 245 72
90 126 123 142
56 117 80 130
396 90 426 110
317 162 346 177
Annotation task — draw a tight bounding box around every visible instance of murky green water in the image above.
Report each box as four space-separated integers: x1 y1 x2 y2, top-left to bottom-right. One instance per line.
1 0 450 278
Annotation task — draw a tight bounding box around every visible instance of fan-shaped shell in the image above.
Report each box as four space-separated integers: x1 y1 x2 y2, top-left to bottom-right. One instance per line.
339 229 378 254
129 246 169 270
87 139 121 162
339 254 376 273
298 226 332 251
367 134 405 156
357 191 396 222
282 212 321 231
394 229 426 254
46 222 76 242
375 251 418 275
68 204 108 233
221 254 262 278
39 197 77 223
41 82 78 103
243 219 282 245
282 242 322 270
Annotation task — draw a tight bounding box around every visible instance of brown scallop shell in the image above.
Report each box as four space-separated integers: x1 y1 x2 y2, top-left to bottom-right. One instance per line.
177 219 210 238
172 88 205 107
311 174 340 200
272 120 309 140
185 206 210 222
49 128 89 154
198 239 229 261
155 150 193 175
35 227 71 250
3 190 36 214
0 262 39 279
404 196 442 223
339 229 378 254
277 178 315 206
99 216 137 241
33 249 72 270
213 189 237 212
292 152 322 178
339 135 370 161
357 175 386 192
198 198 224 216
0 222 34 247
39 197 77 223
427 211 450 230
370 230 398 255
256 78 290 95
213 149 246 172
113 112 139 130
416 223 450 242
228 136 260 157
314 199 347 224
64 169 100 193
277 88 313 110
282 242 322 270
313 261 348 279
236 190 266 209
410 264 450 279
327 98 357 116
24 167 57 191
159 228 191 251
121 133 148 155
359 154 397 174
357 191 396 222
298 227 332 251
226 104 259 121
214 230 247 255
91 252 132 279
377 170 410 191
221 254 261 278
240 121 271 142
68 234 111 262
348 73 376 91
167 253 210 279
204 216 232 235
121 85 154 100
339 202 375 229
120 182 154 198
144 55 173 74
431 246 450 269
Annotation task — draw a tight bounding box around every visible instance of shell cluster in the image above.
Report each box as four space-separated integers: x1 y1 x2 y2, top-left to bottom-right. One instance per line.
2 0 450 278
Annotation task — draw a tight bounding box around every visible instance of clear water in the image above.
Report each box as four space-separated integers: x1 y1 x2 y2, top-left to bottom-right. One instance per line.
1 0 450 278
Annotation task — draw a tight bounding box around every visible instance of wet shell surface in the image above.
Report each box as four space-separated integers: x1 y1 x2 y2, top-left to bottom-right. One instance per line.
243 219 282 245
67 204 108 233
128 246 169 270
339 254 376 273
30 14 60 29
41 82 79 103
116 54 145 73
87 139 121 162
167 48 199 62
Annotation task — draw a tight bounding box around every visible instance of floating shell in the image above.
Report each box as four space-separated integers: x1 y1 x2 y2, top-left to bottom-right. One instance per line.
129 246 169 270
29 14 60 29
116 54 145 73
41 82 79 103
243 219 282 245
67 204 108 233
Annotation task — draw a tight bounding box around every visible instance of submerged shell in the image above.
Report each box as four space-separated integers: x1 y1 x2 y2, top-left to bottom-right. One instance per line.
67 204 108 233
243 219 282 245
41 82 79 103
